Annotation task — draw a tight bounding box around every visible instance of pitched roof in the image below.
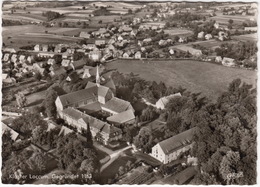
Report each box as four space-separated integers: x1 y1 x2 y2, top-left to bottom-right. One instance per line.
158 92 182 107
58 126 73 136
2 122 19 141
158 127 196 155
107 109 135 124
98 85 110 97
58 87 98 107
101 124 122 137
102 97 132 113
78 102 102 114
103 79 116 91
72 59 86 69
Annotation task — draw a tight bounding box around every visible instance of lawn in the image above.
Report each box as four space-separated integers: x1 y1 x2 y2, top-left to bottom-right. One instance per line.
98 155 137 184
106 59 256 101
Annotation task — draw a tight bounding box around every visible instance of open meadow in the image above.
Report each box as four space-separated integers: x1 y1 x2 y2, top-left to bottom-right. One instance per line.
106 59 256 101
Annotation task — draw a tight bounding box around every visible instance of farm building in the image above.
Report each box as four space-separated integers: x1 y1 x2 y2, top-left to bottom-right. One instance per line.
150 127 196 164
169 46 202 57
156 92 182 110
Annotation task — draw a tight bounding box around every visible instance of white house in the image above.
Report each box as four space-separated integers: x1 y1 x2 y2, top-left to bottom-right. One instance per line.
150 127 196 164
205 34 212 40
222 57 235 67
156 93 182 110
197 31 205 39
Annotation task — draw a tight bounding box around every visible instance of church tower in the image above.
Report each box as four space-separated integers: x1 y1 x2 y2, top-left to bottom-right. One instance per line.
96 64 100 87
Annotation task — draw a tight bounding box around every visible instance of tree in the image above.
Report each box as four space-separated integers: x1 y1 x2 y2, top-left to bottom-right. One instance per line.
133 127 153 153
34 71 42 81
228 19 234 25
43 88 58 118
82 6 86 10
128 9 132 14
15 92 27 108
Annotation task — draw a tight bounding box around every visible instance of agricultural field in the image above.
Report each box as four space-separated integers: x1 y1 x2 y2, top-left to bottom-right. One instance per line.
209 13 254 25
2 25 85 47
232 33 257 42
106 59 256 101
164 29 193 37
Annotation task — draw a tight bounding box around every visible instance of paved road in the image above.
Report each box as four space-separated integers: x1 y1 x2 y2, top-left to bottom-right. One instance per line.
100 145 132 172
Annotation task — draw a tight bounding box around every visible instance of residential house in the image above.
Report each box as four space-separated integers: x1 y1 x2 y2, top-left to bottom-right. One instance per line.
222 57 236 67
135 51 142 59
42 44 48 52
38 53 55 58
95 40 106 47
54 44 63 53
50 67 66 77
197 31 205 39
61 59 71 67
79 32 91 39
66 72 80 82
215 56 222 63
3 53 10 62
169 48 175 55
34 44 41 52
33 63 46 76
118 35 124 41
156 93 182 110
11 54 18 63
89 49 102 62
47 58 56 65
70 59 86 70
83 44 97 51
205 34 212 40
218 31 228 41
143 38 152 44
150 127 196 164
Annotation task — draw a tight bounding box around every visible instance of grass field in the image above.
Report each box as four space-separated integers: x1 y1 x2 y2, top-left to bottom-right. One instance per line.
232 33 257 42
106 59 256 101
164 29 193 37
98 155 137 184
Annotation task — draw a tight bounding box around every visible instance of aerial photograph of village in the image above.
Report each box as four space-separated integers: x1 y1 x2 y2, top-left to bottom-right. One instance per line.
1 0 258 185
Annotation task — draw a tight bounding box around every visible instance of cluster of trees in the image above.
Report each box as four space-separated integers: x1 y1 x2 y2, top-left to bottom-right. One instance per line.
215 41 257 62
42 11 63 21
55 131 98 184
192 79 256 185
92 7 110 16
11 112 47 138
